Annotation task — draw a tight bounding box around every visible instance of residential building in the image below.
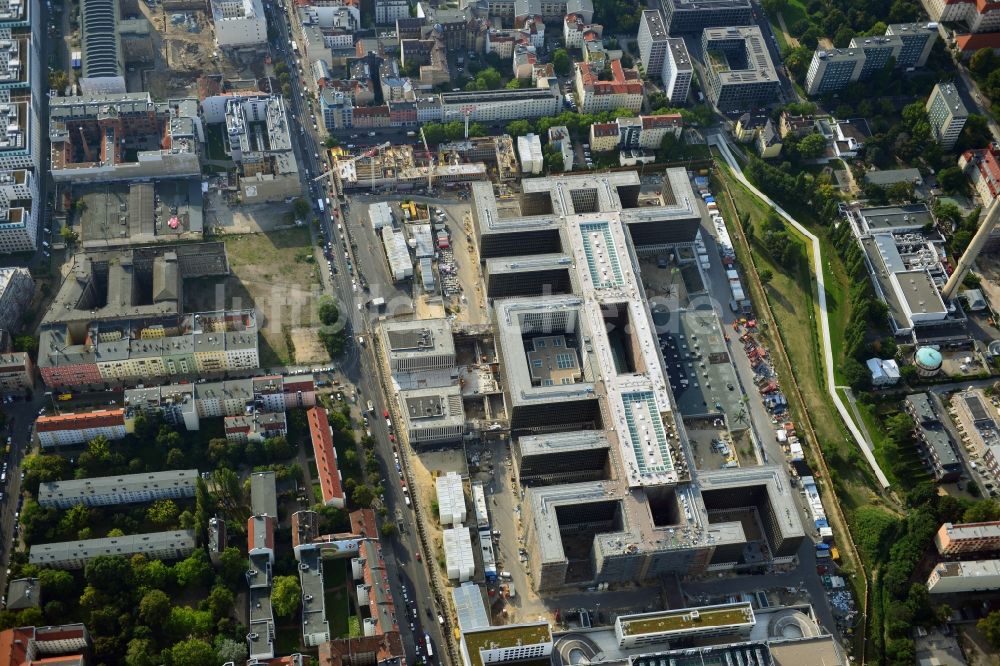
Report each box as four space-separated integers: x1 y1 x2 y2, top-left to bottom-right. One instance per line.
308 406 346 508
36 409 127 447
701 26 780 112
575 60 643 114
866 358 901 386
756 119 783 158
734 113 768 142
49 93 202 183
460 622 553 666
320 88 353 131
512 42 538 80
518 133 543 174
208 516 226 564
439 83 561 123
936 521 1000 556
638 10 668 80
0 624 91 666
375 0 409 24
664 38 693 104
29 530 196 569
662 0 752 34
960 144 1000 204
0 267 34 335
444 526 475 581
635 114 683 150
250 470 278 518
436 471 467 526
211 0 267 47
955 31 1000 57
38 469 198 509
927 83 968 151
590 121 620 152
805 49 865 96
927 559 1000 593
905 392 962 482
928 0 999 33
0 352 33 394
779 111 817 138
5 578 39 611
614 603 755 648
225 411 287 444
0 167 39 254
564 13 602 50
548 125 574 171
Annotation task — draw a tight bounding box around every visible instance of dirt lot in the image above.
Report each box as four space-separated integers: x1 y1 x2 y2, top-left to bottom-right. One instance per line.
206 191 301 235
407 449 468 575
137 5 257 99
290 327 331 365
184 228 323 367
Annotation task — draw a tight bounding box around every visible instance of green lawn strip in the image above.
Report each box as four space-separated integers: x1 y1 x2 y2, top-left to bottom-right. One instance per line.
323 558 352 638
770 19 789 52
782 0 809 28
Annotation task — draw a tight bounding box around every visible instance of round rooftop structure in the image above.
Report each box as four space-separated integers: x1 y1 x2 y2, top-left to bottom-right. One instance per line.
915 346 943 376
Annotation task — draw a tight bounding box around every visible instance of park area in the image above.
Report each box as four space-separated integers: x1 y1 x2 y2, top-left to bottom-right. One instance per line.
184 228 325 367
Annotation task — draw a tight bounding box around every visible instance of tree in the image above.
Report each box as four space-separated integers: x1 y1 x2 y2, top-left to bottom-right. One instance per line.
797 133 827 159
12 334 37 354
173 550 212 588
844 357 872 392
885 181 915 203
147 499 179 527
381 521 398 538
957 114 992 153
758 268 773 285
84 555 133 594
552 48 571 76
318 296 340 326
292 198 311 220
217 547 247 588
506 119 533 138
206 584 235 622
39 569 75 598
324 136 339 149
963 499 1000 523
139 589 171 626
970 48 999 76
126 638 159 666
49 70 69 91
351 484 376 508
133 556 173 590
979 610 1000 649
936 166 966 194
271 576 302 618
215 637 248 664
170 639 216 666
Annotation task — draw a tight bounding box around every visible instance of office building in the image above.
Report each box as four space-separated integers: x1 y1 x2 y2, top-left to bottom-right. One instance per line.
443 526 475 581
805 49 865 96
307 406 346 508
460 622 553 666
960 144 1000 204
927 83 968 151
927 559 1000 593
928 0 997 33
638 10 668 80
0 352 32 394
0 167 39 254
664 38 693 104
379 318 455 373
0 267 34 335
38 469 198 509
211 0 267 47
701 26 780 112
575 60 643 114
80 0 124 93
49 93 202 183
936 521 1000 556
440 83 561 123
615 603 755 648
436 471 467 527
885 22 939 67
662 0 751 34
470 172 804 591
36 409 127 447
399 385 465 445
0 624 90 666
203 94 300 203
29 530 196 569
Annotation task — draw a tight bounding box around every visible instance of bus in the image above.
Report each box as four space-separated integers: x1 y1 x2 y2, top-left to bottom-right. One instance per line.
317 198 324 213
424 634 433 658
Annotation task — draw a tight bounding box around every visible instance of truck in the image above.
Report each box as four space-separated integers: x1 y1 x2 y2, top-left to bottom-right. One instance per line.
317 198 324 213
424 634 433 658
291 40 299 54
370 297 385 309
57 393 73 401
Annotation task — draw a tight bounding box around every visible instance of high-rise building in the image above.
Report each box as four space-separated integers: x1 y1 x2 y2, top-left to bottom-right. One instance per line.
638 10 668 81
701 26 780 112
886 22 939 67
926 83 968 151
805 49 865 95
0 267 34 334
664 38 693 104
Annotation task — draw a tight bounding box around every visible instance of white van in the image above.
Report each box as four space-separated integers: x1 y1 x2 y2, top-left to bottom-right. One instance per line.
499 571 512 579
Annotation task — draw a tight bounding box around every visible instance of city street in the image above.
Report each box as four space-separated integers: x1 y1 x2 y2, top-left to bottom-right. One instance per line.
271 4 448 660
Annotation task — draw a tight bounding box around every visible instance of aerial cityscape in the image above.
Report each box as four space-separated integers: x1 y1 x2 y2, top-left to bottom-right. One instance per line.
5 0 1000 665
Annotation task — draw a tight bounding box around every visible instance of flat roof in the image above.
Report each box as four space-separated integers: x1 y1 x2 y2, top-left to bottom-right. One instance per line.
299 548 330 643
858 203 933 231
383 317 454 358
618 602 755 636
452 582 490 632
250 471 278 518
38 469 198 505
517 430 611 457
863 169 923 187
29 530 196 566
463 622 552 666
697 466 805 543
932 83 967 116
940 521 1000 541
702 25 778 84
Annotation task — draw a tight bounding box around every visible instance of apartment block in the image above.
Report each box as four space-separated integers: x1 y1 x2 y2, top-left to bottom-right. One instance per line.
0 266 33 335
959 144 1000 204
564 13 602 50
0 624 91 666
926 83 968 151
662 0 751 34
0 167 39 254
0 352 32 394
225 411 287 444
575 60 643 114
936 521 1000 556
928 0 998 32
904 393 962 482
439 83 561 123
36 409 127 447
638 10 668 80
307 406 346 508
702 26 780 112
38 469 198 509
664 38 693 104
29 530 196 569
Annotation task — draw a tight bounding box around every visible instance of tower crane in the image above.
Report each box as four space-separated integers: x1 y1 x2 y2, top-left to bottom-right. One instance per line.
312 141 391 193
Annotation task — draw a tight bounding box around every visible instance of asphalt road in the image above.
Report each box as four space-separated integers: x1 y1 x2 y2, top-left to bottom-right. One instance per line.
272 5 447 661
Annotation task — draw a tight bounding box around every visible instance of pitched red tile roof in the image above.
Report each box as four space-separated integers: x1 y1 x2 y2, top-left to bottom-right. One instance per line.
308 407 345 507
35 409 125 433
